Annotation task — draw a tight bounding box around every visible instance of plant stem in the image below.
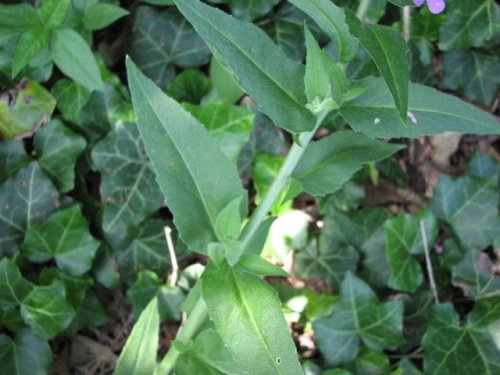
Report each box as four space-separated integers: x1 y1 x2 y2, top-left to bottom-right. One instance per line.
237 111 327 256
356 0 370 21
156 111 328 374
155 298 208 375
420 220 439 304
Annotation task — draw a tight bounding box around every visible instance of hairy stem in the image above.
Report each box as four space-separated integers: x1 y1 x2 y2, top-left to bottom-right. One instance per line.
156 111 328 374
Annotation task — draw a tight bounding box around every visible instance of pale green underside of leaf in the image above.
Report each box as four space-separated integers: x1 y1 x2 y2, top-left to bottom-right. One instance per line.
126 58 247 254
175 0 315 133
341 77 500 138
201 261 303 375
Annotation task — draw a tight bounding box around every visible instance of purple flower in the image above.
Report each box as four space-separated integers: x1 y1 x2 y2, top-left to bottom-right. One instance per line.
412 0 446 14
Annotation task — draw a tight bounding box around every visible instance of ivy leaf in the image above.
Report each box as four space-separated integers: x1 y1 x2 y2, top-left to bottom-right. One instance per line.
0 259 33 308
34 120 87 193
166 69 210 104
385 210 438 293
183 103 254 164
438 0 500 50
91 122 164 242
50 28 103 92
430 155 500 250
442 50 500 105
0 329 51 375
343 347 390 375
127 270 184 321
20 280 75 339
422 300 500 374
23 205 100 276
292 131 404 196
452 249 500 300
313 272 403 365
128 6 210 89
289 0 359 63
391 358 422 375
229 0 279 21
176 328 245 374
201 261 303 374
0 140 30 183
340 77 500 138
51 79 92 124
175 0 316 134
0 80 56 139
0 163 59 257
127 58 247 255
207 55 244 104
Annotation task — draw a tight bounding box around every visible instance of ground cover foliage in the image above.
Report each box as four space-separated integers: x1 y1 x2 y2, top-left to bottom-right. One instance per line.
0 0 499 374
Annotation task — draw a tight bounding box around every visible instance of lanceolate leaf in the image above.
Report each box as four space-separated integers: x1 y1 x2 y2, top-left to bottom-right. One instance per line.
313 272 403 365
127 58 247 254
176 328 245 374
175 0 316 133
115 298 159 375
340 77 500 138
289 0 359 63
50 28 103 92
0 3 42 32
422 300 500 374
23 205 100 276
0 329 51 375
201 261 303 374
12 28 50 77
349 22 409 124
37 0 71 29
0 163 59 257
292 131 404 196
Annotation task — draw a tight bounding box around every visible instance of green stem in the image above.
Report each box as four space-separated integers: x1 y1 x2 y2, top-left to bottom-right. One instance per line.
155 298 208 375
155 111 328 374
356 0 370 20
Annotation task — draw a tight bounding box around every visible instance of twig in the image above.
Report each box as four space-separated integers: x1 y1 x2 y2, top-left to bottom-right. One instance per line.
420 220 439 303
403 6 411 42
164 226 179 287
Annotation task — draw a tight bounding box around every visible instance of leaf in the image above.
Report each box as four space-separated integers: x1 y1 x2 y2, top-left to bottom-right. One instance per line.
391 358 422 375
348 21 409 124
208 55 244 104
340 77 500 138
438 0 500 50
0 4 41 32
91 122 164 240
183 103 254 164
442 50 500 105
12 28 50 77
50 28 103 92
0 140 30 183
83 3 129 31
289 0 359 63
114 297 159 375
126 58 247 255
20 280 75 339
343 347 390 375
34 120 87 193
201 261 304 374
237 254 289 278
313 272 403 365
117 219 173 282
39 268 93 309
23 205 100 276
385 210 438 292
166 69 210 104
295 240 359 289
37 0 71 29
452 249 500 300
0 163 59 257
228 0 279 22
0 259 33 308
293 131 403 196
0 329 51 375
175 0 316 133
127 270 184 321
51 80 92 124
176 328 245 374
422 300 500 374
128 6 210 89
430 156 500 250
0 80 56 139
